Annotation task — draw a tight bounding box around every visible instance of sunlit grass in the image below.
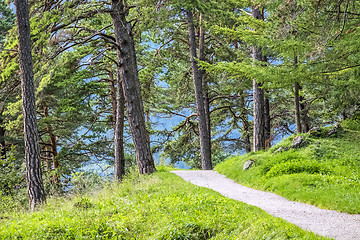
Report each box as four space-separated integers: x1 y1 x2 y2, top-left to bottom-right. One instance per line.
215 126 360 214
0 167 326 239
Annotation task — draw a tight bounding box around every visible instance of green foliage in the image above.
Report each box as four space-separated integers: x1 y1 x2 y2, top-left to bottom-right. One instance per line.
342 114 360 131
70 171 107 195
0 171 326 239
0 189 27 214
73 197 94 210
0 146 24 196
0 0 14 48
216 129 360 213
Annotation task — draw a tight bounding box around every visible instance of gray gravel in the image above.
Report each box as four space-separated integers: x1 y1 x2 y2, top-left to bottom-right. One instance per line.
171 170 360 240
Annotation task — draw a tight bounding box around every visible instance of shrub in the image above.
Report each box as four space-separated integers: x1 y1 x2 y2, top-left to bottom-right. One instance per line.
0 146 25 196
70 171 105 194
342 114 360 131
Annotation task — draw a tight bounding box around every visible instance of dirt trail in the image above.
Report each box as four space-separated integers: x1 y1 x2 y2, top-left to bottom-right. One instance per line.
171 170 360 240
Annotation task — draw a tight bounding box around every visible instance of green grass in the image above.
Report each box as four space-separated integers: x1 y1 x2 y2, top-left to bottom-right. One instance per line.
0 166 327 239
215 125 360 214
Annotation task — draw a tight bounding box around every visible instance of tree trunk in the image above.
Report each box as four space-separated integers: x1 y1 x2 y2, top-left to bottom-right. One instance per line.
293 56 302 134
203 81 211 155
199 13 212 165
14 0 45 210
240 94 251 153
43 106 60 186
44 145 51 174
49 130 59 185
108 71 117 125
264 94 271 149
294 81 302 134
109 70 126 180
110 0 155 175
186 10 212 170
113 72 126 181
252 6 265 152
0 115 6 158
299 90 310 132
253 78 265 151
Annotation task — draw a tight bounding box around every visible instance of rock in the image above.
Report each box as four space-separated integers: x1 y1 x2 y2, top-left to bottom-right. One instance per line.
291 136 305 149
274 147 288 154
308 126 321 136
243 160 254 171
327 123 341 136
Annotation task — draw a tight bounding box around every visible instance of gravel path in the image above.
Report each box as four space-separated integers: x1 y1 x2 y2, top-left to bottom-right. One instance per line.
171 170 360 240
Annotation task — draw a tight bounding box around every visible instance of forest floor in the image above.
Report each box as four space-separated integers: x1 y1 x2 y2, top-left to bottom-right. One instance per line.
172 170 360 240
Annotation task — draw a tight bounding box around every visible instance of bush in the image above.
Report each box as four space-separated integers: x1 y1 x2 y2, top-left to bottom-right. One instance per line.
70 171 106 194
0 146 25 196
0 189 28 213
342 114 360 131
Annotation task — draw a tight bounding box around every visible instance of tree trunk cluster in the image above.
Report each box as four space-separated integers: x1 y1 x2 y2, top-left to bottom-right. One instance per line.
110 0 155 175
186 10 212 170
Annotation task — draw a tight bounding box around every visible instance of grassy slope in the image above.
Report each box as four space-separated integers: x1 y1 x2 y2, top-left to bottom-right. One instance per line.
0 168 327 239
215 126 360 214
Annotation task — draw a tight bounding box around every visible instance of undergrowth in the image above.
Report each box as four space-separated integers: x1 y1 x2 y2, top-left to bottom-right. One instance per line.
0 166 326 239
215 121 360 214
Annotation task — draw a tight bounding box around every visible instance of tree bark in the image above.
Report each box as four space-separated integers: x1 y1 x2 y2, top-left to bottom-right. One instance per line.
49 131 59 185
203 81 211 156
294 81 302 134
108 71 117 125
43 106 60 186
109 71 125 180
264 94 271 149
112 71 126 181
293 56 302 134
14 0 45 210
110 0 155 175
0 115 6 158
252 6 265 152
240 94 251 153
44 145 51 174
199 13 212 166
186 10 212 170
299 90 310 132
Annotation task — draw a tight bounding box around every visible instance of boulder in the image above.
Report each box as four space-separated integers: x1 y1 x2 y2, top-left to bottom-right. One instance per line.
291 136 305 149
243 160 254 171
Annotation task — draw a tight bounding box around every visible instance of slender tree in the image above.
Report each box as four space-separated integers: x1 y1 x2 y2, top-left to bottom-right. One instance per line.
186 10 212 170
14 0 45 210
252 5 265 151
110 0 155 175
293 56 302 134
110 70 126 180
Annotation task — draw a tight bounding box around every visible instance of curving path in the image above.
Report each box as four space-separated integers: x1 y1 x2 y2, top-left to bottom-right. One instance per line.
171 170 360 240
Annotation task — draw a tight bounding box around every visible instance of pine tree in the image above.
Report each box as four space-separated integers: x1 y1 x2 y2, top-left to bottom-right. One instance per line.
14 0 45 210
